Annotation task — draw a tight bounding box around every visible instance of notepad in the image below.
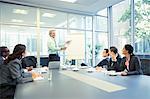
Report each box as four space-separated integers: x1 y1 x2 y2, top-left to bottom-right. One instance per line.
34 76 44 81
60 71 126 92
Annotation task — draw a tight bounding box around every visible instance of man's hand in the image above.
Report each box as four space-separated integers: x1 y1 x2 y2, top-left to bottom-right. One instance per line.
96 67 103 72
61 47 67 50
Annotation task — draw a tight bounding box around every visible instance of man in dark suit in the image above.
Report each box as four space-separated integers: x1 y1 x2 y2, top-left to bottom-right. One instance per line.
96 49 109 67
81 49 109 67
0 46 10 65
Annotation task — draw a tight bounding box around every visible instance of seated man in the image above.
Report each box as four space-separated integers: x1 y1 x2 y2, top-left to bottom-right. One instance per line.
96 49 109 67
0 46 10 65
81 49 109 68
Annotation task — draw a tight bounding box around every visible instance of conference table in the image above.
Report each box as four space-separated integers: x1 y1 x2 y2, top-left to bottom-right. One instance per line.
15 69 150 99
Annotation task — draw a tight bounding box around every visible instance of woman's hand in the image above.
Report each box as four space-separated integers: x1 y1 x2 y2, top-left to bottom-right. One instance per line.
32 72 42 79
121 72 128 76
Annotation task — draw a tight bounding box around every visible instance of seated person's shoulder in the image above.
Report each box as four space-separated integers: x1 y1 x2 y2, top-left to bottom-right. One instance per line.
122 57 126 60
131 55 140 60
9 59 21 65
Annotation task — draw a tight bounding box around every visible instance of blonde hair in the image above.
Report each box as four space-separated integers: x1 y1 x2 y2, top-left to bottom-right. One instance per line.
49 30 55 36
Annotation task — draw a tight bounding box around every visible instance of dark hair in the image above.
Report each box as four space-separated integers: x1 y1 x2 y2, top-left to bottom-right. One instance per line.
104 49 109 53
110 46 118 54
0 46 10 57
124 44 134 54
4 44 26 64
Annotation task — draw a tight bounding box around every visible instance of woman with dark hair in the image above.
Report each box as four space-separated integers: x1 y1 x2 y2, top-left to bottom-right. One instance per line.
0 44 33 99
4 44 33 83
120 44 143 76
107 46 122 72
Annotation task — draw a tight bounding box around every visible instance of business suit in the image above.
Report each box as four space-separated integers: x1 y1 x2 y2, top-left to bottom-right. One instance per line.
0 56 4 65
81 58 109 67
0 58 33 99
8 58 33 83
96 57 109 67
0 58 33 85
107 54 122 72
0 64 16 99
120 55 143 75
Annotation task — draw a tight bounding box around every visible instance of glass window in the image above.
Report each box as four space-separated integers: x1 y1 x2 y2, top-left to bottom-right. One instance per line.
1 3 36 26
0 3 37 55
86 16 92 30
1 25 37 55
134 0 150 53
85 31 92 66
97 8 107 17
95 32 108 64
40 9 67 28
68 14 85 29
112 0 130 54
95 16 107 31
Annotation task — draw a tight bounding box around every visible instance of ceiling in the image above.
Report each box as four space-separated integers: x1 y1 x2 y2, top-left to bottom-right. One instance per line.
1 0 124 15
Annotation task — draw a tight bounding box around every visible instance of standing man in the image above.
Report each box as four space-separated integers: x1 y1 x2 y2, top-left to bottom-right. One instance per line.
47 30 66 61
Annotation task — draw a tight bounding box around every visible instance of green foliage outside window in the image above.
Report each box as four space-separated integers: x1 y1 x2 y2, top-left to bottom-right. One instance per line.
118 0 150 53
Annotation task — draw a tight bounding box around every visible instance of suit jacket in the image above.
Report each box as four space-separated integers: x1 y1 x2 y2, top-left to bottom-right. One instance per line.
107 54 122 72
0 58 33 85
0 56 4 65
96 57 109 67
81 58 109 67
120 55 143 75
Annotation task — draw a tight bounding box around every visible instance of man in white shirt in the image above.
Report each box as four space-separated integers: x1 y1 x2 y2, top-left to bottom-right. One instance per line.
47 30 66 61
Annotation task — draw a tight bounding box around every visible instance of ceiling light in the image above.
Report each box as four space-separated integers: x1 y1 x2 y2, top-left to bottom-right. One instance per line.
42 13 56 18
13 9 28 14
11 19 24 23
59 0 77 3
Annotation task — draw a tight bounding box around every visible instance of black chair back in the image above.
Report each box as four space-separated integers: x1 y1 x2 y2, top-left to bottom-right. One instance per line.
22 56 37 68
140 59 150 76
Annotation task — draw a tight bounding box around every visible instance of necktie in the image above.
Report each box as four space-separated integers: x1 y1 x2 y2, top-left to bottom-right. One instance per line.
54 39 58 55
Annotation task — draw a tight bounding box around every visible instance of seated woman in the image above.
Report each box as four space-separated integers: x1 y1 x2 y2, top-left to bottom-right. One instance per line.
4 44 34 83
120 44 143 76
0 46 10 65
107 46 122 72
0 44 33 99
